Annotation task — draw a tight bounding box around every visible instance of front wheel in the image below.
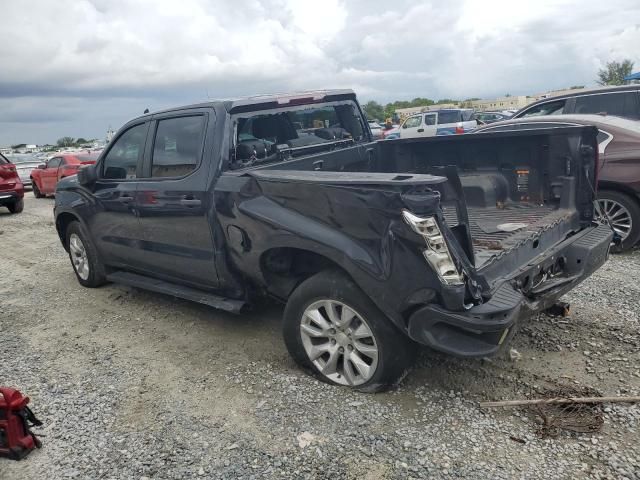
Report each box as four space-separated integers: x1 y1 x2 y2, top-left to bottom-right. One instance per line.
283 270 415 392
65 221 106 287
8 198 24 214
597 190 640 252
32 181 44 198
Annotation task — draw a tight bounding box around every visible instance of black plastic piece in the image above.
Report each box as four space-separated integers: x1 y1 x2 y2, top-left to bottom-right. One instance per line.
106 271 245 313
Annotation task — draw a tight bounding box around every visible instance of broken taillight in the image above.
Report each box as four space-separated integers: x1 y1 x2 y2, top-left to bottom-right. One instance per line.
402 210 463 285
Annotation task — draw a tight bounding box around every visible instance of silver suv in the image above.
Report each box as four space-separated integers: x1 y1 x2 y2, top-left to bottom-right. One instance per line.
514 85 640 120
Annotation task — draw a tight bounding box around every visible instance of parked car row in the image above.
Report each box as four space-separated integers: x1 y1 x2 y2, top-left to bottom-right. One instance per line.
0 151 99 214
4 153 44 186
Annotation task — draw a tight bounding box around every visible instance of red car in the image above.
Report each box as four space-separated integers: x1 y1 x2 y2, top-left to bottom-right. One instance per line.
0 153 25 214
31 153 99 198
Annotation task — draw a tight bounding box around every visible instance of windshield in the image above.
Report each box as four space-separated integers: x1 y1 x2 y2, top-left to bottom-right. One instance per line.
230 101 366 169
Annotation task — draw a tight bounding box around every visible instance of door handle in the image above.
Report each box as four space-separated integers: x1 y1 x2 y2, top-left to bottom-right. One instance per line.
118 195 134 203
180 197 201 207
417 128 424 133
313 160 324 171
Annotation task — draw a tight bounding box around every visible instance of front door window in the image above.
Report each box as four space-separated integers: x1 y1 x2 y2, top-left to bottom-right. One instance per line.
102 123 147 179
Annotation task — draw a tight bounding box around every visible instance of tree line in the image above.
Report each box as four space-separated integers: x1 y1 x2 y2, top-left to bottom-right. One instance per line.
56 137 96 148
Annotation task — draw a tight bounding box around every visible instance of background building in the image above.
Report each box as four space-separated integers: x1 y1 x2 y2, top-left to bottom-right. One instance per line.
469 95 530 112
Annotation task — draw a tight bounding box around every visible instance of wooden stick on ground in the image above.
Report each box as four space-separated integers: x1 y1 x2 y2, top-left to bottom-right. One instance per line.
480 396 640 408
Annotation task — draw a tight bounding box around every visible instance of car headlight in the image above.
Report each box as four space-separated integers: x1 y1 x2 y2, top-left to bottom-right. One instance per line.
402 210 463 285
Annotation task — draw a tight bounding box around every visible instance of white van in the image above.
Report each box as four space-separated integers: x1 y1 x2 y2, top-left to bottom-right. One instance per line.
400 109 477 139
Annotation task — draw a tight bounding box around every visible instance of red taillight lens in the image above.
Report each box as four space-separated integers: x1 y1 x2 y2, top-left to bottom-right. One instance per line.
0 164 18 179
455 126 465 134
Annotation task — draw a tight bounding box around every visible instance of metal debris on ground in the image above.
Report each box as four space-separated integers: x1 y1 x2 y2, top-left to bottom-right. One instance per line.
532 385 604 438
481 385 640 438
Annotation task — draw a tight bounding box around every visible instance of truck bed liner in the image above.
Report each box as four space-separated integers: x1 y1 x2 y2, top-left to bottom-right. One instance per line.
442 204 572 265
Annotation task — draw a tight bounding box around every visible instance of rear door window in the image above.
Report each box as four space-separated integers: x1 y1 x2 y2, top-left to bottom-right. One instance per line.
519 100 566 117
436 111 461 124
151 116 205 178
574 91 639 118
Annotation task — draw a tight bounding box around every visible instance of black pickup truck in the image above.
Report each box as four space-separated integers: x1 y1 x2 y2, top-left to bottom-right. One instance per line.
54 90 613 392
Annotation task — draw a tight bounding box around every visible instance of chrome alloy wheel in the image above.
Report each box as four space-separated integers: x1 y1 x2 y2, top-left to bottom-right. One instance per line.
69 233 90 280
598 198 632 240
299 300 379 386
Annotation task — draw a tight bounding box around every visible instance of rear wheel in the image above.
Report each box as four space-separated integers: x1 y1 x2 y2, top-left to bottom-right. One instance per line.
8 198 24 214
65 221 106 287
597 190 640 252
283 270 415 392
32 181 44 198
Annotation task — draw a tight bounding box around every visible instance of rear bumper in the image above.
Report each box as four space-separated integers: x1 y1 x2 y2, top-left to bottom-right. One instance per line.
0 189 24 205
406 223 613 357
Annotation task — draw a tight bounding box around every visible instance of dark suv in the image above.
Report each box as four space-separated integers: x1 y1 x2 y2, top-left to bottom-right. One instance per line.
514 85 640 120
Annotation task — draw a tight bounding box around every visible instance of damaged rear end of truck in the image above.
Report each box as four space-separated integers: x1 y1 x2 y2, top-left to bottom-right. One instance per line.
224 124 613 360
376 126 613 357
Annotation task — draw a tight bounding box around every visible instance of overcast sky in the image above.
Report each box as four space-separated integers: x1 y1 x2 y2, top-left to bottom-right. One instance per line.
1 0 639 145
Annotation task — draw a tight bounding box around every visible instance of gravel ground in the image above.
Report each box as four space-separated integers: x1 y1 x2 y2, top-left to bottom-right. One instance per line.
1 196 639 479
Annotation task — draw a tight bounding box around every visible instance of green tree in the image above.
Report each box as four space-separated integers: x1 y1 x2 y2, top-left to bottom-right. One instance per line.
362 101 385 122
597 59 634 86
76 137 89 145
410 97 435 107
57 137 76 147
381 97 437 120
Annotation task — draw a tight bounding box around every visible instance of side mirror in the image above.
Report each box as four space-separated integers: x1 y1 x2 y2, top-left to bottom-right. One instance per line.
78 164 97 186
38 164 46 169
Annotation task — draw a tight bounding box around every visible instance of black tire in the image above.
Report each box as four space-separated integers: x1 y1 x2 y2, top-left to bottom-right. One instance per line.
283 270 416 392
8 198 24 214
65 221 107 288
597 189 640 252
32 181 44 198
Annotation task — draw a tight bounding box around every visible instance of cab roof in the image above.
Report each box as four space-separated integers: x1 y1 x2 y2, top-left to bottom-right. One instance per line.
132 89 357 120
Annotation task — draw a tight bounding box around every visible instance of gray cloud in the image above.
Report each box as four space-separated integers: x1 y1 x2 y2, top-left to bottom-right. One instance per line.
1 0 638 144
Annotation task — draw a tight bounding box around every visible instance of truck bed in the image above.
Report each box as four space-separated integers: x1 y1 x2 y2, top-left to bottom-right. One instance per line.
442 203 570 267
